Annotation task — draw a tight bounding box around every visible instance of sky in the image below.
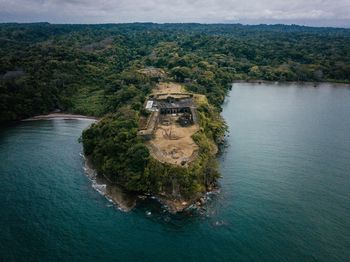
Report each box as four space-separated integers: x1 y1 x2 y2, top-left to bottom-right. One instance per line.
0 0 349 27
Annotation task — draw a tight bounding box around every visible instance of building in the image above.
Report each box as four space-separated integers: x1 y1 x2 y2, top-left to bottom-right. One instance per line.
157 96 193 115
146 93 195 114
138 92 197 139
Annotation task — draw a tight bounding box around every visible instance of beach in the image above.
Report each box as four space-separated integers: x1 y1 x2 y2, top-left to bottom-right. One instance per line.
22 113 98 121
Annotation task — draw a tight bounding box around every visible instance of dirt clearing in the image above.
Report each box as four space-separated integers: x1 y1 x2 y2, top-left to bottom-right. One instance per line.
147 115 199 166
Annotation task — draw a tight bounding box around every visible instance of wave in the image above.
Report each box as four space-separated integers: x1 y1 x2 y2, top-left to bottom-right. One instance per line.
80 152 137 212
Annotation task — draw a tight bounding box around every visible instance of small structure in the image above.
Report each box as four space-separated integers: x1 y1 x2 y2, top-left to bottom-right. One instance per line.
138 111 159 140
145 100 154 110
158 96 193 115
138 92 197 141
178 113 193 126
138 86 200 166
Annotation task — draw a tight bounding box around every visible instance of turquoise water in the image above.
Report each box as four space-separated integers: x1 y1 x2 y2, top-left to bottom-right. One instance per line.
1 83 350 261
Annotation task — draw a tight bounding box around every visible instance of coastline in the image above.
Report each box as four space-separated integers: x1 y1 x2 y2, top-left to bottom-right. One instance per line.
83 152 218 213
82 155 138 212
22 113 98 121
81 80 228 213
23 108 218 214
155 190 218 213
232 79 350 87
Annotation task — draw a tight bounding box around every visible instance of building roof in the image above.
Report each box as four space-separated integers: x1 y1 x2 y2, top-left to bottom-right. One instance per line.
157 98 193 109
156 94 191 100
145 100 154 110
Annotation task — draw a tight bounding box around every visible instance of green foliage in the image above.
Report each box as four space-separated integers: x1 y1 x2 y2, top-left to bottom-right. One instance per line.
1 23 350 124
81 108 150 185
2 22 350 199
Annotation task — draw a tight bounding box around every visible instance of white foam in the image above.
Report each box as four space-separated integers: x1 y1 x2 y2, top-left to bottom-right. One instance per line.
92 182 107 195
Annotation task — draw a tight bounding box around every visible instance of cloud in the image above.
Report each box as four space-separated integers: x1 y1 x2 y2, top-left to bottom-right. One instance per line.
0 0 349 27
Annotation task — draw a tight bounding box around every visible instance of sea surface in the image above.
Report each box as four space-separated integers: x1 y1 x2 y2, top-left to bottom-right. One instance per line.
1 83 350 261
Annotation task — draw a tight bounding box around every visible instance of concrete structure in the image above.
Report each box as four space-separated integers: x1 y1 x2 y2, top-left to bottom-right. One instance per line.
138 92 197 140
145 100 154 110
138 111 159 140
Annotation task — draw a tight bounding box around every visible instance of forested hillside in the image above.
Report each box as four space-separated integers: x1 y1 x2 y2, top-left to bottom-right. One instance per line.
2 22 350 205
1 23 350 124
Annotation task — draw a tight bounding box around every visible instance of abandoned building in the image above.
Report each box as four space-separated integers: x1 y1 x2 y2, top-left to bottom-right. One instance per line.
138 93 197 139
158 97 192 115
178 112 193 126
146 93 196 117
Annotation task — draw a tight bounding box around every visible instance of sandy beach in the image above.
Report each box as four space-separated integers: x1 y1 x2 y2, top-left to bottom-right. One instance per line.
22 113 98 121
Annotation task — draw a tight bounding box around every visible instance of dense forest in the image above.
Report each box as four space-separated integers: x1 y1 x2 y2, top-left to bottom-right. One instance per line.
1 23 350 202
1 23 350 123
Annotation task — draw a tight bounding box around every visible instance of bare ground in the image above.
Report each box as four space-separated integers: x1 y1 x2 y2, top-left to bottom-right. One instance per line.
152 82 185 94
147 115 199 166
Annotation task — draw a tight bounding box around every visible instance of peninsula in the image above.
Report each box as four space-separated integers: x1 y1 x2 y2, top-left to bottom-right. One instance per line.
81 79 226 212
2 23 350 211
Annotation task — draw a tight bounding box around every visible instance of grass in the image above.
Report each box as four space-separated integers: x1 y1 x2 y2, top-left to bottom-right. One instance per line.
70 86 105 116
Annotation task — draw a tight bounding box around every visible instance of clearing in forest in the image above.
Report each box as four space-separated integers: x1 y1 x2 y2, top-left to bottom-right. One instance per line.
152 82 185 94
147 114 199 166
140 82 200 166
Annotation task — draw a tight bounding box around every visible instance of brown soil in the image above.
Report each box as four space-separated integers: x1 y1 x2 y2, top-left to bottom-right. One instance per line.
156 196 193 213
152 82 185 94
147 115 199 166
145 82 200 166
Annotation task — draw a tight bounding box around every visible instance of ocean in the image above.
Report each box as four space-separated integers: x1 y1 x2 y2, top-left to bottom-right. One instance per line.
0 82 349 261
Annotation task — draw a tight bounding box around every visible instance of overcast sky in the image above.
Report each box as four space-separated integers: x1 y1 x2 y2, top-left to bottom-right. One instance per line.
0 0 349 27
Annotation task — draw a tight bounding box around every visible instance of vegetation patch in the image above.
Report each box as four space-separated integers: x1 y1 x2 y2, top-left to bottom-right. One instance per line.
2 23 350 210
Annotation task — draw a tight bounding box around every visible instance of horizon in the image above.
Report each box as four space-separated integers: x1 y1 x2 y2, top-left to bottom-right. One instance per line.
1 0 349 28
1 21 349 30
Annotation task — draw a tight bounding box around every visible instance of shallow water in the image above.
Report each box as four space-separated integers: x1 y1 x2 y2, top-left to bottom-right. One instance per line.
0 83 350 261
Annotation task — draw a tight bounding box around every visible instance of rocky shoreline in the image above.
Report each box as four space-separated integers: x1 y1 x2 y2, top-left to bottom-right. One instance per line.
83 154 219 214
155 189 220 214
83 155 138 212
